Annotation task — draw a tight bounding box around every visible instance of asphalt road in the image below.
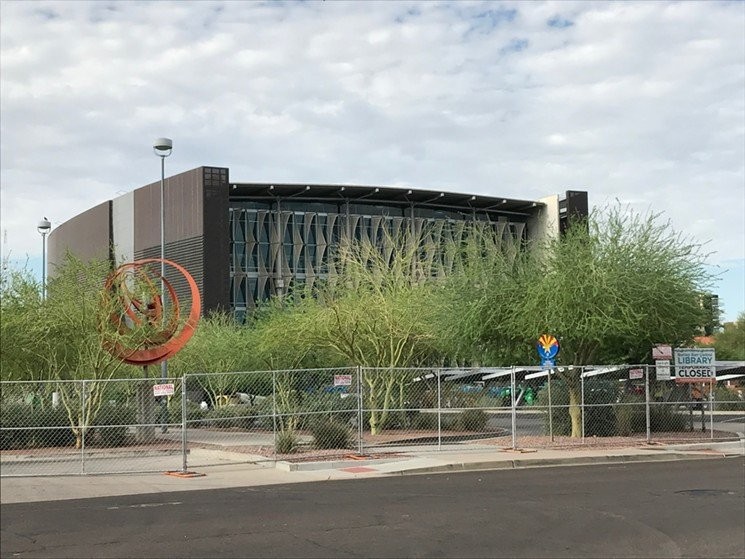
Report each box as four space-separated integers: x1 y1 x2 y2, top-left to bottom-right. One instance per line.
2 458 743 558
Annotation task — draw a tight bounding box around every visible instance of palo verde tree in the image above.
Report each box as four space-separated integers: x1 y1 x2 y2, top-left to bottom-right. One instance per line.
0 265 45 382
302 228 443 435
712 312 745 360
493 205 714 437
433 222 537 366
3 255 146 447
168 312 254 407
247 295 345 432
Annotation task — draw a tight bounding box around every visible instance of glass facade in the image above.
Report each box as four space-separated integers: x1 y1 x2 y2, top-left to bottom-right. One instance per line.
228 200 528 319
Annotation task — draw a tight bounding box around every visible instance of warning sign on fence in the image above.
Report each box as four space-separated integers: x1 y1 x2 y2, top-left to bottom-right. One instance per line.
333 374 353 386
153 383 175 397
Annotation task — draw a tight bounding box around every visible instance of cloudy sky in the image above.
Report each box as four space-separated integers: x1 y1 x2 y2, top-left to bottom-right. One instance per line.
1 0 743 321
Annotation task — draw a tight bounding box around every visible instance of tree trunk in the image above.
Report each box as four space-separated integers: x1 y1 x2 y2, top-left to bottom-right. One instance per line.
568 385 582 438
135 381 156 442
367 377 381 435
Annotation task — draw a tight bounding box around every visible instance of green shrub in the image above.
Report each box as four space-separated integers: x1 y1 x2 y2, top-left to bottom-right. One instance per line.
441 413 461 431
614 395 646 436
536 379 617 437
275 429 299 454
176 402 208 424
205 406 255 429
310 419 353 450
94 406 136 447
536 382 571 436
302 393 357 426
413 412 438 430
1 404 32 449
252 400 277 430
649 405 688 432
0 404 75 449
362 410 405 431
458 409 488 431
34 407 76 448
714 387 744 411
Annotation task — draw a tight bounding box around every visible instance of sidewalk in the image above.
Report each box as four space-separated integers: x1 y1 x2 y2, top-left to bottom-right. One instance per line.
2 439 742 505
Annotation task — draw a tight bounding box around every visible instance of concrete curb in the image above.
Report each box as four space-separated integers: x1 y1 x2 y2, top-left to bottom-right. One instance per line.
384 452 732 476
276 457 402 472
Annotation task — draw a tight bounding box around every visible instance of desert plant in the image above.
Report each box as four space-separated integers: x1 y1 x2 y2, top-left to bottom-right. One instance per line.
310 418 353 450
713 386 744 412
0 404 76 449
302 393 358 426
275 429 299 454
34 407 76 447
537 379 616 437
614 394 646 436
171 401 208 424
413 411 438 431
0 404 32 449
649 405 689 432
205 406 255 430
93 405 136 447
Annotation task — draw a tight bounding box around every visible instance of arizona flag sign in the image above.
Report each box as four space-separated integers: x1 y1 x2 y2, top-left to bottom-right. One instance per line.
537 334 560 367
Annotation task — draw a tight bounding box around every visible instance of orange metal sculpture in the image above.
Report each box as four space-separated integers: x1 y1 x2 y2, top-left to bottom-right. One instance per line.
103 258 200 366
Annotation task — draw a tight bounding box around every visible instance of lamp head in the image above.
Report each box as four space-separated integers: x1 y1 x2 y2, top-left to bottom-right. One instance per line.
153 137 173 156
37 217 51 235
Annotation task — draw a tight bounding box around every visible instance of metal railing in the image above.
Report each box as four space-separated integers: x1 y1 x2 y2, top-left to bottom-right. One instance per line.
1 365 742 476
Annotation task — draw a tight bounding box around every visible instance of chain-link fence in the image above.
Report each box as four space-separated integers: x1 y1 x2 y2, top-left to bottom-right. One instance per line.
0 377 186 476
2 365 743 476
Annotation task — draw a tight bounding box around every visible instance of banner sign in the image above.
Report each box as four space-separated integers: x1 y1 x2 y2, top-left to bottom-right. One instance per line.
674 348 716 383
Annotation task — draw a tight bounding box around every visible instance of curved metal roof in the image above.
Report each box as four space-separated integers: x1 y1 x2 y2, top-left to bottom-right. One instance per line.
229 182 541 216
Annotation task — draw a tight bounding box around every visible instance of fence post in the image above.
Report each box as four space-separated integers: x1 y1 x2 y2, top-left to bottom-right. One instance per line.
548 369 553 443
272 370 277 461
357 365 363 456
581 369 585 444
181 374 188 473
510 367 516 450
709 378 714 440
81 379 86 475
437 368 442 451
645 365 651 443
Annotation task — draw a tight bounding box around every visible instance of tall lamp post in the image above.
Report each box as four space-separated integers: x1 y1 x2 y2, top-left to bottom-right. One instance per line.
153 138 172 432
37 218 51 300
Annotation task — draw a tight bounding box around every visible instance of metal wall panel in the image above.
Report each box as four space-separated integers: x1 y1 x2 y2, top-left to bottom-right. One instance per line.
133 167 205 252
111 191 134 264
47 201 111 274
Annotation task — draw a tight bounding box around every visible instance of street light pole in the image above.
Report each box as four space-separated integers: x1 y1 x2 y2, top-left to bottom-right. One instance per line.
153 138 172 432
37 218 51 300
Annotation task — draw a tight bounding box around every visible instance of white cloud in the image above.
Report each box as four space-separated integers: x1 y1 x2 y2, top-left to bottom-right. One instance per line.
1 0 743 318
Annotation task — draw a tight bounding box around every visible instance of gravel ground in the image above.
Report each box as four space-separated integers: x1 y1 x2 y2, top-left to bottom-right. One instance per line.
3 429 737 463
186 428 740 462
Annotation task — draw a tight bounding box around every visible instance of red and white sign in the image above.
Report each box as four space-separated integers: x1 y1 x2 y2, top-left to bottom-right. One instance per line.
652 344 672 360
629 368 644 380
153 383 175 397
333 374 353 387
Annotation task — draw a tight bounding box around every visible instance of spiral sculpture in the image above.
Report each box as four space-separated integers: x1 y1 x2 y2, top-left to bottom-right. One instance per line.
103 258 200 366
